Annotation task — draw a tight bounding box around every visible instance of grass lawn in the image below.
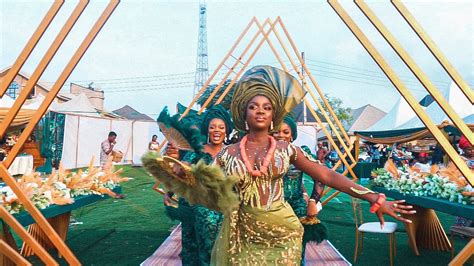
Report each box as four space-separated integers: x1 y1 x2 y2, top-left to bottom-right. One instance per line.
20 165 469 265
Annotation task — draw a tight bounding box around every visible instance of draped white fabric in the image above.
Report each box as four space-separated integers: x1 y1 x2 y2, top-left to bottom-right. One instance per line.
60 115 161 169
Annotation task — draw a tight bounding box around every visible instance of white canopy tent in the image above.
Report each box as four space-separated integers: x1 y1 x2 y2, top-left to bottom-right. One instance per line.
365 97 416 131
0 95 15 108
397 82 473 129
50 93 101 117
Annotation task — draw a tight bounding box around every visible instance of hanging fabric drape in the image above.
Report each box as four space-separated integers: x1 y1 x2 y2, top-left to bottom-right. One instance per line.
37 111 66 173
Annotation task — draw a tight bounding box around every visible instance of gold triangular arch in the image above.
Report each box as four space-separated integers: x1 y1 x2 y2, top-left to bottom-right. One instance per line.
173 17 360 204
0 1 119 265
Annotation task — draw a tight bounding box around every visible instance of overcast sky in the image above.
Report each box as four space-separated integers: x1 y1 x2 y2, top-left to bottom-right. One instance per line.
1 0 472 117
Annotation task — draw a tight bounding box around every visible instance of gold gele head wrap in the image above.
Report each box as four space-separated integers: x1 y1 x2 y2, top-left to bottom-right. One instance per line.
231 65 306 132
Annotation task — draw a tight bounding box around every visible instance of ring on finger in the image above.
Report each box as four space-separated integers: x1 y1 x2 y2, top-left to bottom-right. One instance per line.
393 203 398 208
397 213 401 217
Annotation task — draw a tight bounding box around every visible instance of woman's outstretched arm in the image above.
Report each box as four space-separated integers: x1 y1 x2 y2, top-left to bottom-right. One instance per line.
291 146 415 225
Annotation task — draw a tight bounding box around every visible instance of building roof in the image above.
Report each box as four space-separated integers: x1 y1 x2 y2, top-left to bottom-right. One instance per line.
0 66 71 101
112 105 154 121
347 104 386 133
293 102 327 123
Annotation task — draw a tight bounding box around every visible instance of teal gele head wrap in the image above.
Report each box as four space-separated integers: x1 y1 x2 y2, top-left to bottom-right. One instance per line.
231 65 306 132
282 114 298 141
201 104 234 137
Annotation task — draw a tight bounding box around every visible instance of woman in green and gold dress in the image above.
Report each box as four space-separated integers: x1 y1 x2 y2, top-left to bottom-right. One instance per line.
145 65 415 265
164 105 233 266
273 115 327 264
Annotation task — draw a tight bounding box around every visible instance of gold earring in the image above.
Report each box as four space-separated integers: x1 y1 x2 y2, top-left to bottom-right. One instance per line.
270 121 274 130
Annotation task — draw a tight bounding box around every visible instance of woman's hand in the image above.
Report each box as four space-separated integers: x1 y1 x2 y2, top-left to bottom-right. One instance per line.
166 143 179 159
163 192 174 206
171 161 191 179
303 193 309 204
376 200 415 228
306 200 319 217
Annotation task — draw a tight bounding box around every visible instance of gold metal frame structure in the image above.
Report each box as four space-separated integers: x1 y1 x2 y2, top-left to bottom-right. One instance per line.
164 17 360 206
328 0 473 186
0 1 119 265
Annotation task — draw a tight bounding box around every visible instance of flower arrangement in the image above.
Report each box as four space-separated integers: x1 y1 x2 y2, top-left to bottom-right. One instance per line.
372 160 473 205
0 158 130 214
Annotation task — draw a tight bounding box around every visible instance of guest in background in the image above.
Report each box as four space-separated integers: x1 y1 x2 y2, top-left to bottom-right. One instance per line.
100 131 117 169
454 135 473 227
316 142 329 165
148 135 160 151
413 152 431 173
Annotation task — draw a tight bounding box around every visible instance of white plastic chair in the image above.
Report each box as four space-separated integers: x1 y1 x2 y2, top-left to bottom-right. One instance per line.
351 197 397 266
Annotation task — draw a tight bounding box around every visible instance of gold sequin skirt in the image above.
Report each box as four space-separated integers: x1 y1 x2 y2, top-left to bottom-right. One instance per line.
212 201 303 265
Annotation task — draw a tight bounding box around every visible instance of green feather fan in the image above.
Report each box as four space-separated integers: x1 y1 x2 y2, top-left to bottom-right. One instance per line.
157 106 204 152
302 221 328 244
142 152 239 214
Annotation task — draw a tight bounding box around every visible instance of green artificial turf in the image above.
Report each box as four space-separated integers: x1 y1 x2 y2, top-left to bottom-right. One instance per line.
17 166 470 265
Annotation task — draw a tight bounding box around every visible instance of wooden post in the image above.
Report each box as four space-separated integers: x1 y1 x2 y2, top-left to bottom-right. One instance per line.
0 0 64 97
392 0 474 104
0 1 120 264
200 19 273 111
0 0 89 139
208 19 280 108
255 17 358 180
0 206 57 265
328 0 473 186
355 0 473 145
0 240 31 266
273 18 356 164
179 17 258 119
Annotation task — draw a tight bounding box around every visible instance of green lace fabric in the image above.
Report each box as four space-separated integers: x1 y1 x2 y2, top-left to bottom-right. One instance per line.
174 151 223 266
283 165 307 217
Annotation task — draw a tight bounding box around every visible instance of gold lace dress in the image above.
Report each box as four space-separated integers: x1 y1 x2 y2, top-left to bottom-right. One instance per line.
212 141 304 265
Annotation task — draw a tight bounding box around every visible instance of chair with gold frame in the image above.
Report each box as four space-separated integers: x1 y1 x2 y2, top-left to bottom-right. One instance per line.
351 197 398 266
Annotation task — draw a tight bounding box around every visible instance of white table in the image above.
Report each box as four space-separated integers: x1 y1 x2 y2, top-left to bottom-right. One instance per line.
7 154 34 175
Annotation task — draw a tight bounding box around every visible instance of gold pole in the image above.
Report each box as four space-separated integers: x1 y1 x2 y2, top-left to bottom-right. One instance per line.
212 19 279 107
0 206 57 265
322 190 341 206
0 1 120 264
305 98 359 179
201 18 272 111
3 0 120 168
166 18 269 152
179 17 258 119
277 19 353 144
0 0 64 97
328 0 473 186
253 17 358 179
355 0 473 145
0 0 89 139
276 17 359 174
449 239 474 266
0 240 32 266
271 17 357 165
392 0 474 104
355 136 360 160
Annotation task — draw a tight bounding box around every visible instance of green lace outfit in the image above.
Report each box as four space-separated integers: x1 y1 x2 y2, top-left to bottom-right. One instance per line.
165 151 223 266
283 149 327 265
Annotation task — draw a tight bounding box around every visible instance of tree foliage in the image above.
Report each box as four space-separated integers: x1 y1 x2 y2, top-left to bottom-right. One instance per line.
197 79 235 110
316 94 352 127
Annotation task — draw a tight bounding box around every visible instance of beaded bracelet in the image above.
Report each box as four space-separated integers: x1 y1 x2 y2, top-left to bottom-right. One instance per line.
370 193 386 213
